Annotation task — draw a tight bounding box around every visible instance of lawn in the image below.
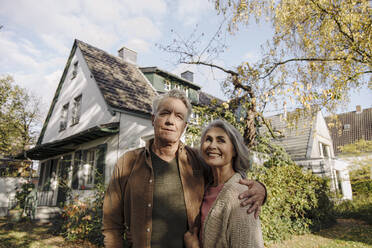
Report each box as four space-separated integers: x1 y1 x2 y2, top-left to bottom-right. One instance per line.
0 218 97 248
0 218 371 248
268 219 372 248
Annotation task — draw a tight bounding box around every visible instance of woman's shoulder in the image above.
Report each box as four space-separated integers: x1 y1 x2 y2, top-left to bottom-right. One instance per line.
219 174 247 203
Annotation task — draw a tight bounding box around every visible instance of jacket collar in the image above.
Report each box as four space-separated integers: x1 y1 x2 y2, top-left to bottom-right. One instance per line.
144 138 186 165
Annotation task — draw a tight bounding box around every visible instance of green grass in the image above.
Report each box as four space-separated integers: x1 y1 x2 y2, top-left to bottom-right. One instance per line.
268 219 372 248
1 217 371 248
0 218 97 248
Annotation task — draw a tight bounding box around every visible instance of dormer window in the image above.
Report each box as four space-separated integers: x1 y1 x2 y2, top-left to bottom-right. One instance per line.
60 103 69 131
343 124 350 131
71 61 78 79
71 95 82 125
164 80 171 91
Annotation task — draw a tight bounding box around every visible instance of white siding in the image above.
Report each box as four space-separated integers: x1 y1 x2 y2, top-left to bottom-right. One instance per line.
310 111 335 158
41 47 118 144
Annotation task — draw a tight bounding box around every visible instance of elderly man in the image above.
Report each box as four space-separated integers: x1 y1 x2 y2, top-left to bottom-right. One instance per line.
103 89 266 248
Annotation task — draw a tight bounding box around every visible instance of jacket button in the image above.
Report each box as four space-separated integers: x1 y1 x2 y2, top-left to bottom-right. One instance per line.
148 203 151 207
146 228 150 232
149 179 153 183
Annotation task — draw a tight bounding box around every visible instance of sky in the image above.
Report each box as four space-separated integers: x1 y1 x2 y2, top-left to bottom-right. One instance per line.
0 0 371 121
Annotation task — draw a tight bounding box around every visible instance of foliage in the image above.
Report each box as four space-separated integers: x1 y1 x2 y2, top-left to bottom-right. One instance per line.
248 164 335 242
334 195 372 225
14 181 35 210
163 0 371 147
339 139 372 156
59 173 105 247
0 75 41 156
213 0 371 112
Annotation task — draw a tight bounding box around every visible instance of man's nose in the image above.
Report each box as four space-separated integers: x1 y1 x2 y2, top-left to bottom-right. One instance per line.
165 113 176 124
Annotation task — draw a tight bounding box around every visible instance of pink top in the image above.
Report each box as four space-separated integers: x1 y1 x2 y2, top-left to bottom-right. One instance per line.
199 183 224 245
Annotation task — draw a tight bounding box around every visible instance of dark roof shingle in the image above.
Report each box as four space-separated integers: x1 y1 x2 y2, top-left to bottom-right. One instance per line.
326 107 372 154
77 40 157 115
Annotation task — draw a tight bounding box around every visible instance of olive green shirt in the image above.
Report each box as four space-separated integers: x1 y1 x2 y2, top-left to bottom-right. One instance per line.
150 150 188 248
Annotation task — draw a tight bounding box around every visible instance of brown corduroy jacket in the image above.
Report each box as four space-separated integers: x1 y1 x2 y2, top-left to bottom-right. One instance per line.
102 140 206 248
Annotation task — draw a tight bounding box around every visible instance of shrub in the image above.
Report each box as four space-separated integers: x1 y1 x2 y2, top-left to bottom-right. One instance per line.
59 175 105 247
333 195 372 225
248 163 335 243
15 180 35 209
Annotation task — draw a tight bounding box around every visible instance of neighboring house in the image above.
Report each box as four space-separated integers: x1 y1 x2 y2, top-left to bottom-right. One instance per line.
326 106 372 155
19 39 219 215
325 106 372 185
264 110 352 200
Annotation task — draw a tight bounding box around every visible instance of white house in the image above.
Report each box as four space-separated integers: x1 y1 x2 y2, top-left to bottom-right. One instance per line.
264 110 353 200
20 40 218 217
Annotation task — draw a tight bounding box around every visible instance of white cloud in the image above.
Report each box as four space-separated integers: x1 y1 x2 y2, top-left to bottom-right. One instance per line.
174 0 214 26
40 34 70 55
119 17 162 40
0 32 39 71
126 39 150 53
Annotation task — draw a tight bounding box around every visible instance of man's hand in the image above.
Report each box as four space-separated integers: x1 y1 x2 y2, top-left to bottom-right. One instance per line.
238 179 266 219
184 226 200 248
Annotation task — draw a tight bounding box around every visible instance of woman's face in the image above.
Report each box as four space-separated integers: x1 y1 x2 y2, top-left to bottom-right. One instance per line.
201 127 236 169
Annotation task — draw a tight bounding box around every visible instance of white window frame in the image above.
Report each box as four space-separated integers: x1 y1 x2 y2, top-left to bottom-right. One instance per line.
80 148 97 189
71 95 82 125
164 80 171 91
60 103 69 131
71 61 78 79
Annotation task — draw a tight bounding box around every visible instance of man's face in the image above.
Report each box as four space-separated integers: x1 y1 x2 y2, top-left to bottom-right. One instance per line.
152 97 188 144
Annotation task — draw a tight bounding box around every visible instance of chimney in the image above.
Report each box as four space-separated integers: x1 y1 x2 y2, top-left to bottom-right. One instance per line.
118 47 137 64
181 71 194 82
356 105 362 114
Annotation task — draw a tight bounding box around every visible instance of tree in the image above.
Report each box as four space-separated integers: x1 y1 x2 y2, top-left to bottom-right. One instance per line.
161 0 371 146
0 75 41 156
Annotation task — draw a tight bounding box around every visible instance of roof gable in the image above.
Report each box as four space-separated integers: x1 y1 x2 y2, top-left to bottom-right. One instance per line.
264 111 316 160
37 40 157 145
76 40 157 114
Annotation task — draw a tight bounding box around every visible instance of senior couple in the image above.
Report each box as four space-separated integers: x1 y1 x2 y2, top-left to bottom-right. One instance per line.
103 89 265 248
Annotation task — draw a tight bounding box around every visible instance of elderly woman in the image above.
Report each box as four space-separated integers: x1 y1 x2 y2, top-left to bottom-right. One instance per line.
185 119 264 248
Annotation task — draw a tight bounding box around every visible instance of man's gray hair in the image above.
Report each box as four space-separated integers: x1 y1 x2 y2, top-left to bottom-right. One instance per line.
200 119 252 178
152 89 192 122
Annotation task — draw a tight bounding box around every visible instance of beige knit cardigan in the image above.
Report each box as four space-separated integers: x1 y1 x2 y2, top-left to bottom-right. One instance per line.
202 173 264 248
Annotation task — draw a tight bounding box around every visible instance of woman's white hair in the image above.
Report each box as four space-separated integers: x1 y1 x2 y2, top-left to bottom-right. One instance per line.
200 119 252 178
152 89 192 122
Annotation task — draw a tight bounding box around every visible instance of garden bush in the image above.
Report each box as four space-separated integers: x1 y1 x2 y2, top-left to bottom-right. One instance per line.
15 180 35 209
333 195 372 225
59 177 105 247
248 163 335 243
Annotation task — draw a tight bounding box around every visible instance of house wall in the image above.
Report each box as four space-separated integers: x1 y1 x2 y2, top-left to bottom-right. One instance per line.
41 47 118 145
104 112 153 183
0 177 27 216
38 112 153 202
309 111 335 158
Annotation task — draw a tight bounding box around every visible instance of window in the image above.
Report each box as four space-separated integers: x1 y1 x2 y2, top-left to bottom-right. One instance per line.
190 112 200 125
84 149 97 187
71 95 82 125
184 87 189 97
319 142 330 158
60 103 69 131
174 84 180 90
71 61 78 79
343 124 350 131
75 149 97 190
164 80 171 91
